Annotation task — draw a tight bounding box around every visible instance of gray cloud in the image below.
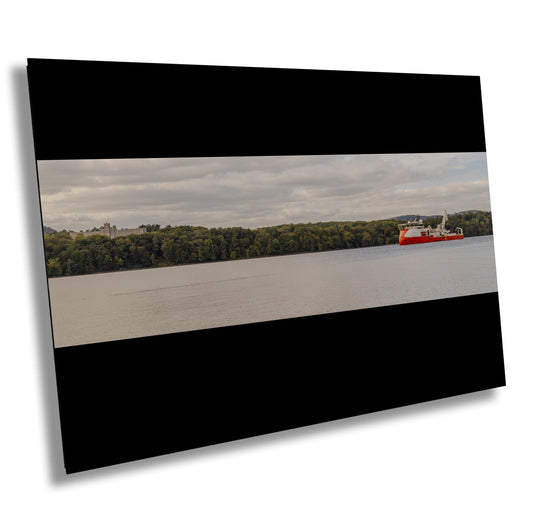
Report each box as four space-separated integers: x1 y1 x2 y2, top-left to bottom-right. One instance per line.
37 152 491 231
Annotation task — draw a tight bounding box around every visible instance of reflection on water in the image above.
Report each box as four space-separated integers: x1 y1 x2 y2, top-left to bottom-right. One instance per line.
48 235 498 347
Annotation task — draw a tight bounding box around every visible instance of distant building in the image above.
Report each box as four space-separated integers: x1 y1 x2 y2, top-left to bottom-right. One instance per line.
69 222 146 239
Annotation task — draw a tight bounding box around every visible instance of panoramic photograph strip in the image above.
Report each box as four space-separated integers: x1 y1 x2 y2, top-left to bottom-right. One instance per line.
38 152 498 347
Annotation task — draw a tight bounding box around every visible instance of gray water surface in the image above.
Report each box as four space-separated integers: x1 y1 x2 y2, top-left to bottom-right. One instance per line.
48 235 498 347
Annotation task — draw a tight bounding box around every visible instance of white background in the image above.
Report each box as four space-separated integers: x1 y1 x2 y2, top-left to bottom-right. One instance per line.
1 2 531 515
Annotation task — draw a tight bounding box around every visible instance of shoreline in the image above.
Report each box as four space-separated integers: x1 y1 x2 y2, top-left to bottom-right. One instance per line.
47 234 492 280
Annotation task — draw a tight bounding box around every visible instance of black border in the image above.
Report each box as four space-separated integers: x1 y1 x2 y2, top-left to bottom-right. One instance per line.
27 58 504 474
27 58 486 160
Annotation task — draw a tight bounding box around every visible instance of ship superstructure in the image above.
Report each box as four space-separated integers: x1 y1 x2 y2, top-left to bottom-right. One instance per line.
398 210 464 245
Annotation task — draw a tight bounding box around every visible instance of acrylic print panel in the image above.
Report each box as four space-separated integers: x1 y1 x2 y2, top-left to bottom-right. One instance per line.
37 153 498 348
27 59 505 473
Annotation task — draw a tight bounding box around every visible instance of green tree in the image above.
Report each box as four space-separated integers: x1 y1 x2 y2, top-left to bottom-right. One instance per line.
46 257 62 277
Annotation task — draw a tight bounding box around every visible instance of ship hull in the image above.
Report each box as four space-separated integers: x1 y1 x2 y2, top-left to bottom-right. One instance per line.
399 231 464 245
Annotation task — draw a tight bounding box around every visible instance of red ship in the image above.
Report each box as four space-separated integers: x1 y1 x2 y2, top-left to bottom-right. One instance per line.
398 210 464 245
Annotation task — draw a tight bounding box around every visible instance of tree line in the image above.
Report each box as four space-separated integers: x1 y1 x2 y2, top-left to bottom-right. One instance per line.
43 210 493 277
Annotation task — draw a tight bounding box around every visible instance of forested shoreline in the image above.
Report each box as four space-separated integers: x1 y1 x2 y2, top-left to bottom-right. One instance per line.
43 211 493 277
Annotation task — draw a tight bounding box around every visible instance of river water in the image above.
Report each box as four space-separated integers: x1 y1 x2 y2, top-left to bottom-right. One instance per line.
48 235 498 347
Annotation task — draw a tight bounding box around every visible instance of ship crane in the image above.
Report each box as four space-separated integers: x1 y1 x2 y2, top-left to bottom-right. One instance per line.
436 209 448 234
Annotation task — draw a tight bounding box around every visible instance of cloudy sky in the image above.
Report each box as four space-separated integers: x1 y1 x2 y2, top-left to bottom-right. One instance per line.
37 152 492 231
